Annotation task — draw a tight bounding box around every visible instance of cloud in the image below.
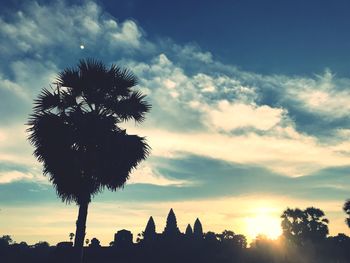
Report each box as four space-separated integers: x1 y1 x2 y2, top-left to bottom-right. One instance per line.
205 101 285 131
0 0 349 203
0 1 144 53
127 163 190 186
0 170 33 183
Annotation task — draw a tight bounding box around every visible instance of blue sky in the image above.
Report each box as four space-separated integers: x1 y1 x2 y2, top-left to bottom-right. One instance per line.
1 0 350 244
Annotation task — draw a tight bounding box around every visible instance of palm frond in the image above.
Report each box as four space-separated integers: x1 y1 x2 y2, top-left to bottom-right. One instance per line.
109 65 138 97
56 68 82 97
33 88 60 112
114 91 151 122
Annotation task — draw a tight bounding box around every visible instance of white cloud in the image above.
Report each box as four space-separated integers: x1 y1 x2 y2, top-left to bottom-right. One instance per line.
0 75 31 101
0 170 33 183
110 20 142 47
128 164 190 186
0 1 145 56
124 124 350 177
206 101 285 131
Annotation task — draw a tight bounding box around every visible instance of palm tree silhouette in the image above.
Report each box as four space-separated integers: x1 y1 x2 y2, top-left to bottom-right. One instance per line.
69 232 75 242
343 200 350 227
27 59 151 261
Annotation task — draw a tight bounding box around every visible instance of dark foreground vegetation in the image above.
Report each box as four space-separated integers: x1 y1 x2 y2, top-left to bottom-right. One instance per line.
1 232 350 263
2 205 350 263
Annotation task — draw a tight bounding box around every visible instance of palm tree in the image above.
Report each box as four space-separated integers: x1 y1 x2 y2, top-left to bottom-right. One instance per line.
343 200 350 227
27 59 151 261
281 207 329 245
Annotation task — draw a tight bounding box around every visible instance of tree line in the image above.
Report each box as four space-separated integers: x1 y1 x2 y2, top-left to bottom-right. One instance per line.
1 204 350 262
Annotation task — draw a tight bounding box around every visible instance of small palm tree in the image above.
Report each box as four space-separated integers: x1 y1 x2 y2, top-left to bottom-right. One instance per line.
27 59 151 261
343 200 350 227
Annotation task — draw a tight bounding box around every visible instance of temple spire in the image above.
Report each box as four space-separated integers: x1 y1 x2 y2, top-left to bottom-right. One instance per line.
163 208 180 236
193 218 203 238
144 216 156 240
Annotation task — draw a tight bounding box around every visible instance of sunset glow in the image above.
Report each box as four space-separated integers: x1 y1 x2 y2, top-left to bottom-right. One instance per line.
245 207 282 240
1 0 350 255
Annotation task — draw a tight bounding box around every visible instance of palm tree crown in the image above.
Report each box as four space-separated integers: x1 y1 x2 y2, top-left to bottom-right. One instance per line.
28 59 151 205
343 200 350 228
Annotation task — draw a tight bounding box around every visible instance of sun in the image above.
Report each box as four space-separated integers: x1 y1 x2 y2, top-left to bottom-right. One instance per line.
245 207 282 240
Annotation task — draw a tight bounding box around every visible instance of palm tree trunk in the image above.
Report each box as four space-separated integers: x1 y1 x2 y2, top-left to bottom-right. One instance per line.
74 201 89 263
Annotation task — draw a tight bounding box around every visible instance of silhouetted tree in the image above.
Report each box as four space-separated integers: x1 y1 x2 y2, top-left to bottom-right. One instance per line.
136 232 144 243
85 239 90 246
216 230 247 249
0 235 13 247
144 216 156 241
33 241 50 249
27 59 151 261
281 208 305 244
203 231 218 242
343 199 350 227
89 238 100 248
217 230 235 241
281 207 329 245
193 218 203 238
69 232 75 242
163 208 180 236
304 207 329 241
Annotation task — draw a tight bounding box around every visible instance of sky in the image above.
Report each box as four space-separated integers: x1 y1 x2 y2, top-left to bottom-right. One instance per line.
1 0 350 245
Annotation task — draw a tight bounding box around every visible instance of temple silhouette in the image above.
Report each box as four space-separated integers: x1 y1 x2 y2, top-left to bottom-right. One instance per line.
2 207 350 263
113 208 203 247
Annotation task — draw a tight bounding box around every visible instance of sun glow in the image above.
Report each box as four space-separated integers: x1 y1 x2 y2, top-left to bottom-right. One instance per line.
245 207 282 240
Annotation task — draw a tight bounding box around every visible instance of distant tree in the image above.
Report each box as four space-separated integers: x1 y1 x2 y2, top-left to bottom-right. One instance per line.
328 233 350 244
89 238 100 248
69 232 75 242
163 209 180 236
233 234 247 249
204 231 217 242
343 200 350 227
12 241 29 250
136 232 144 243
33 241 50 249
304 207 329 241
193 218 203 238
144 216 156 241
217 230 247 249
27 59 151 261
217 230 235 241
85 239 90 246
250 234 270 248
0 235 13 247
281 208 305 244
281 207 329 245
